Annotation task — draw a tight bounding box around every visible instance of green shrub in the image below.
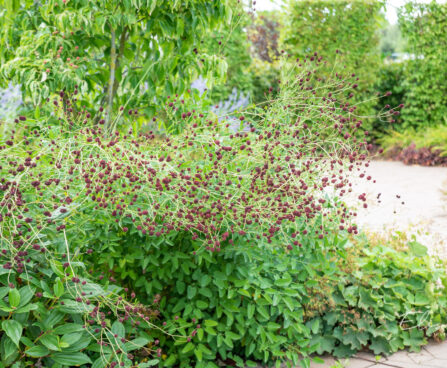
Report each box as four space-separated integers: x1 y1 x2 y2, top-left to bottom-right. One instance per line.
203 10 282 106
379 125 447 157
1 58 374 367
202 13 254 104
311 238 447 357
371 62 407 137
0 268 160 367
0 57 434 368
87 231 329 366
281 0 385 131
87 220 447 366
398 1 447 129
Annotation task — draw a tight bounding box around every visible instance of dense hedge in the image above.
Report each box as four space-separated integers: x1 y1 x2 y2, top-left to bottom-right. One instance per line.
281 0 384 129
371 62 406 137
398 2 447 130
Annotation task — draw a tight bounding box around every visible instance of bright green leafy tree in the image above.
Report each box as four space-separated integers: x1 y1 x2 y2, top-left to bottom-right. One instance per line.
0 0 236 129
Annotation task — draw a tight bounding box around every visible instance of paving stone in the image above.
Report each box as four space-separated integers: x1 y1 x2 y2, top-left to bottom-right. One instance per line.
353 352 387 363
423 359 447 368
309 356 339 368
372 363 445 368
406 348 437 364
424 341 447 360
308 356 376 368
287 341 447 368
344 358 376 368
385 350 416 365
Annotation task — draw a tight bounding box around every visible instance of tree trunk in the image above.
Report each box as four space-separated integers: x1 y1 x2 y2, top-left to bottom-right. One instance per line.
105 27 116 131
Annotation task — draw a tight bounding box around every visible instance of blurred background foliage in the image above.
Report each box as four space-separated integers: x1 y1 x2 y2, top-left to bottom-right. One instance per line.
281 0 385 130
1 0 447 162
398 1 447 130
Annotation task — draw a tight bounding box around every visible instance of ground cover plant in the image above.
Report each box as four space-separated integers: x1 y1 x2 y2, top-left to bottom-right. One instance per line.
310 236 447 358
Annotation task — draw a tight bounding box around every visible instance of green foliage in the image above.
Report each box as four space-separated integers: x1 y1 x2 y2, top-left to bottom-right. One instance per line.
0 0 235 126
0 262 159 367
311 238 447 357
1 38 446 367
86 221 447 365
203 13 254 103
378 124 447 157
0 57 382 366
88 231 323 366
202 10 282 106
371 62 407 137
0 58 372 366
379 23 405 58
398 1 447 129
281 0 385 129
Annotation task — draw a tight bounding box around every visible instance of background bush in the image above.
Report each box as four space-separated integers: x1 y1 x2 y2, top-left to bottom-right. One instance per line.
371 62 407 138
202 13 254 104
2 2 447 368
281 0 385 131
203 10 281 107
398 1 447 130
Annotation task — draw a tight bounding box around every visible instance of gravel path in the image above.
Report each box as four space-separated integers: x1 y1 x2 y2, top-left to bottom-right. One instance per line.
348 160 447 256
